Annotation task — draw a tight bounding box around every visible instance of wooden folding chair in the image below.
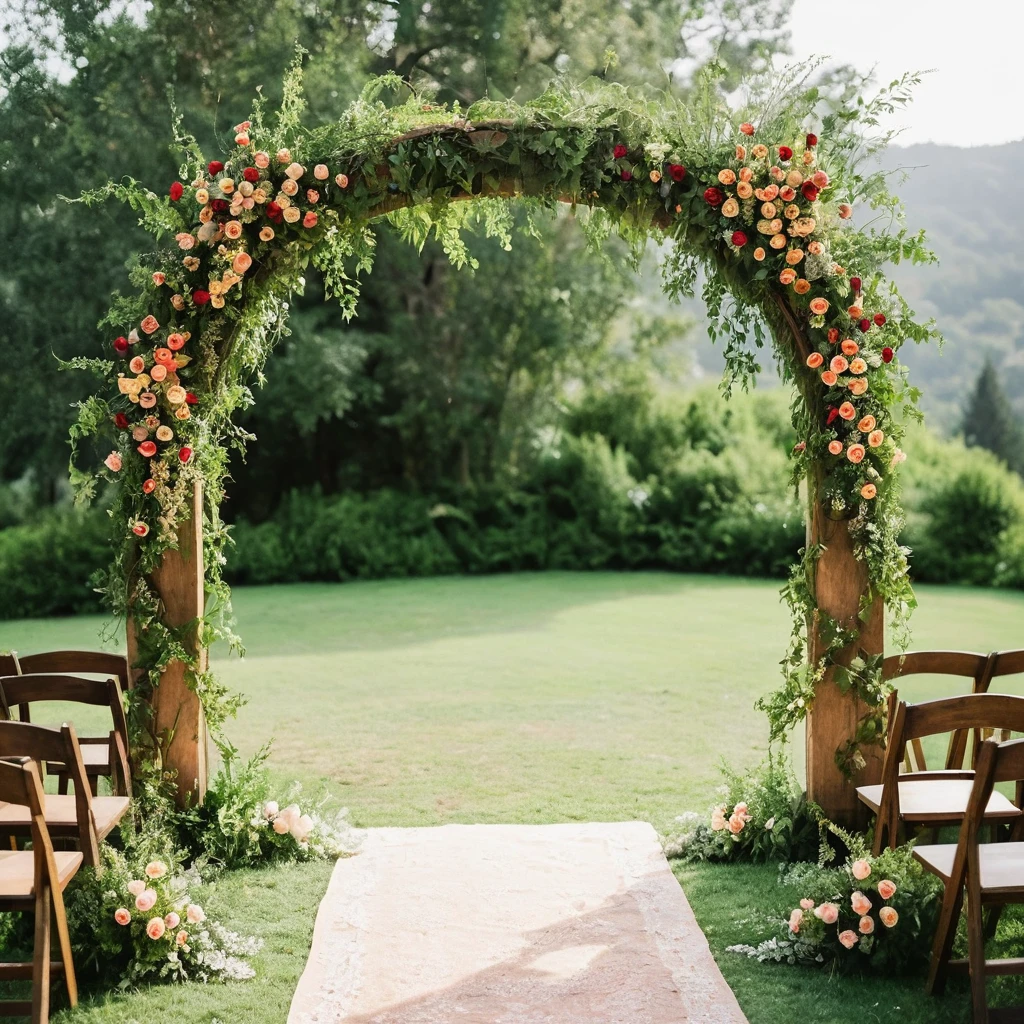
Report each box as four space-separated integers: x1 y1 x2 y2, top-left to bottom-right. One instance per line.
859 693 1024 855
0 757 81 1023
915 736 1024 1022
15 650 131 694
882 650 996 771
0 674 131 797
0 652 20 679
0 721 129 867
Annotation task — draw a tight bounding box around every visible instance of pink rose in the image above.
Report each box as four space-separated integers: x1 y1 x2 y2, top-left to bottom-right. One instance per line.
146 916 166 940
114 908 131 926
303 211 318 229
152 272 166 286
727 814 745 835
788 908 804 933
233 252 253 274
186 904 205 924
127 879 146 897
135 888 157 913
800 898 814 910
176 929 189 946
104 452 123 472
851 859 871 881
879 906 899 928
285 161 305 180
273 816 290 835
175 232 195 251
164 912 180 930
335 173 349 188
254 151 271 169
838 929 858 949
877 879 896 900
815 902 839 925
851 891 872 916
710 807 727 832
859 915 874 935
313 164 329 180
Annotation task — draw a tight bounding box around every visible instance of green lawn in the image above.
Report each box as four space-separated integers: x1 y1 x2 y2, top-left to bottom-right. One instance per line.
2 572 1023 1023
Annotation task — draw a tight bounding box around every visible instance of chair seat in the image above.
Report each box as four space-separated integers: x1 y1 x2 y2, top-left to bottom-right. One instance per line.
915 841 1024 895
857 777 1021 822
0 849 82 899
48 743 112 775
0 795 129 838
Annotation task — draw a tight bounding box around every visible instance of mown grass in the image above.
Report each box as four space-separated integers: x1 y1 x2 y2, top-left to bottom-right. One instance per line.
2 572 1023 1022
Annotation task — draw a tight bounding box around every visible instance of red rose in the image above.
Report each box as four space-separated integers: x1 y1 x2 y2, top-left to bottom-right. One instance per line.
137 441 157 458
881 347 894 363
113 335 129 355
778 145 793 161
114 412 129 429
731 231 748 247
211 198 229 214
621 169 632 181
613 144 628 159
242 167 259 183
850 276 862 293
185 392 198 405
192 289 211 306
207 160 224 175
266 201 283 223
668 163 686 182
858 318 871 333
703 186 724 206
826 407 840 426
801 181 819 201
806 133 818 147
169 181 183 201
873 313 886 326
179 446 192 464
827 328 839 343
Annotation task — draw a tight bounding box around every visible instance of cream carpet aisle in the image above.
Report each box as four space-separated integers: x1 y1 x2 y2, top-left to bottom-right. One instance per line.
288 821 747 1024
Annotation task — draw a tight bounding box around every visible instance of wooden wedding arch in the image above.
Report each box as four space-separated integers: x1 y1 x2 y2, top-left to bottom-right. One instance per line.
76 68 929 826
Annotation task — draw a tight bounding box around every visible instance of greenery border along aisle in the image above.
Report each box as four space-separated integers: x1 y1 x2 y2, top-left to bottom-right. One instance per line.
67 54 936 775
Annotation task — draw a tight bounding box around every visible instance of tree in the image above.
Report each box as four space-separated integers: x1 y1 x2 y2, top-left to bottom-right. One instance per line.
963 359 1024 475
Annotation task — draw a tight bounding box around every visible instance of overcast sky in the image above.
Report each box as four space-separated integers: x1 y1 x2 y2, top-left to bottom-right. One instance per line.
789 0 1022 147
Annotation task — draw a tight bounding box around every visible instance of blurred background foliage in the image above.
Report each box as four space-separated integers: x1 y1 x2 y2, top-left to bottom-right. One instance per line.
2 0 1023 618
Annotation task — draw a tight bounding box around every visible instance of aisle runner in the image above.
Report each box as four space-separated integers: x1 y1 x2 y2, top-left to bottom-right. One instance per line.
288 821 747 1024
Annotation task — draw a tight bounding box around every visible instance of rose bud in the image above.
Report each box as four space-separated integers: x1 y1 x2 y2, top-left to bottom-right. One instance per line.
874 313 886 326
826 407 840 426
838 203 853 219
859 318 871 333
142 478 156 494
806 133 818 147
613 144 628 158
731 231 748 247
185 392 199 405
113 336 129 355
207 160 224 175
620 169 632 181
179 446 193 463
777 145 793 161
114 412 130 429
850 276 862 293
882 347 894 363
169 181 183 201
740 122 755 136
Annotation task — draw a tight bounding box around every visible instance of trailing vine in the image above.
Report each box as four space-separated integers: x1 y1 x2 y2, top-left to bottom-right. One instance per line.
66 55 936 782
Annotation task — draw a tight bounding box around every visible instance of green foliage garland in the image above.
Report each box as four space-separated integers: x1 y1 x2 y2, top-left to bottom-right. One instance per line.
68 56 936 772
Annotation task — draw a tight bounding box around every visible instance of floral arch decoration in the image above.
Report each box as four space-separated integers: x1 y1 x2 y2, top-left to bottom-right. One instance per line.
70 60 934 820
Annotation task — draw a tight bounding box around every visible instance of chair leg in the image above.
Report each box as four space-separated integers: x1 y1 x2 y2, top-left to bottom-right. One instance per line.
984 903 1004 940
32 886 51 1024
967 891 989 1024
927 882 963 996
56 773 69 796
52 885 77 1008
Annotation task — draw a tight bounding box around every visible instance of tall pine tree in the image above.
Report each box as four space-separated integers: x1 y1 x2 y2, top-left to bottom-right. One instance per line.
963 359 1024 475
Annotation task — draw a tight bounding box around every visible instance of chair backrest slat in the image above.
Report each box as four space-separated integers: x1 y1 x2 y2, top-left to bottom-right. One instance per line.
992 649 1024 680
16 650 130 691
0 653 19 679
882 650 991 682
0 674 115 709
902 693 1024 741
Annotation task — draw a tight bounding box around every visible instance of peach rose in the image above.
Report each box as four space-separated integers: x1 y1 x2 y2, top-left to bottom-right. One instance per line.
738 166 753 182
313 163 329 180
336 173 349 188
763 184 780 201
849 357 867 374
770 165 785 181
141 315 160 334
803 150 815 166
751 144 768 159
788 908 804 933
281 178 299 196
273 816 290 834
175 232 195 250
785 169 804 187
235 132 250 146
127 880 147 897
800 898 815 910
260 226 275 242
891 448 907 467
821 370 838 387
175 406 191 421
851 891 872 915
859 915 875 935
284 206 301 223
770 233 787 249
710 806 727 831
806 352 824 368
761 201 777 219
830 355 849 374
186 904 205 924
780 269 797 286
139 392 157 409
783 203 800 220
868 429 885 448
735 145 746 160
721 198 740 218
753 247 766 261
793 217 816 237
779 186 796 202
736 181 753 198
164 912 180 930
812 170 829 188
808 240 824 255
129 356 146 374
861 483 877 500
650 169 662 183
198 205 213 224
838 203 853 219
233 251 253 274
176 930 189 946
786 249 804 265
828 440 844 455
852 859 872 881
857 415 876 433
877 879 897 900
104 451 122 472
848 305 863 319
276 148 292 164
254 151 271 169
132 426 148 442
146 917 165 940
114 908 131 926
841 340 859 356
808 297 829 316
218 177 235 195
793 279 811 294
166 385 187 405
848 378 868 396
718 168 736 185
224 220 243 240
879 906 899 928
839 402 856 421
155 426 173 442
135 888 157 913
727 814 745 834
847 443 866 464
815 902 840 924
152 271 166 286
838 929 858 949
149 364 167 383
285 161 305 180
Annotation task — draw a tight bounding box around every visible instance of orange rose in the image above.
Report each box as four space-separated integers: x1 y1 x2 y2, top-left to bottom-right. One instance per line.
737 181 753 198
770 233 787 249
806 352 824 368
830 355 849 374
718 168 737 185
140 315 160 335
848 378 868 396
808 297 829 315
780 269 797 285
861 483 877 499
232 252 253 274
828 440 843 455
848 305 863 319
753 247 766 261
793 278 811 294
785 249 804 265
841 340 859 356
857 415 876 433
847 443 866 463
839 402 857 421
849 357 867 374
738 166 753 182
821 370 838 387
868 429 885 448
